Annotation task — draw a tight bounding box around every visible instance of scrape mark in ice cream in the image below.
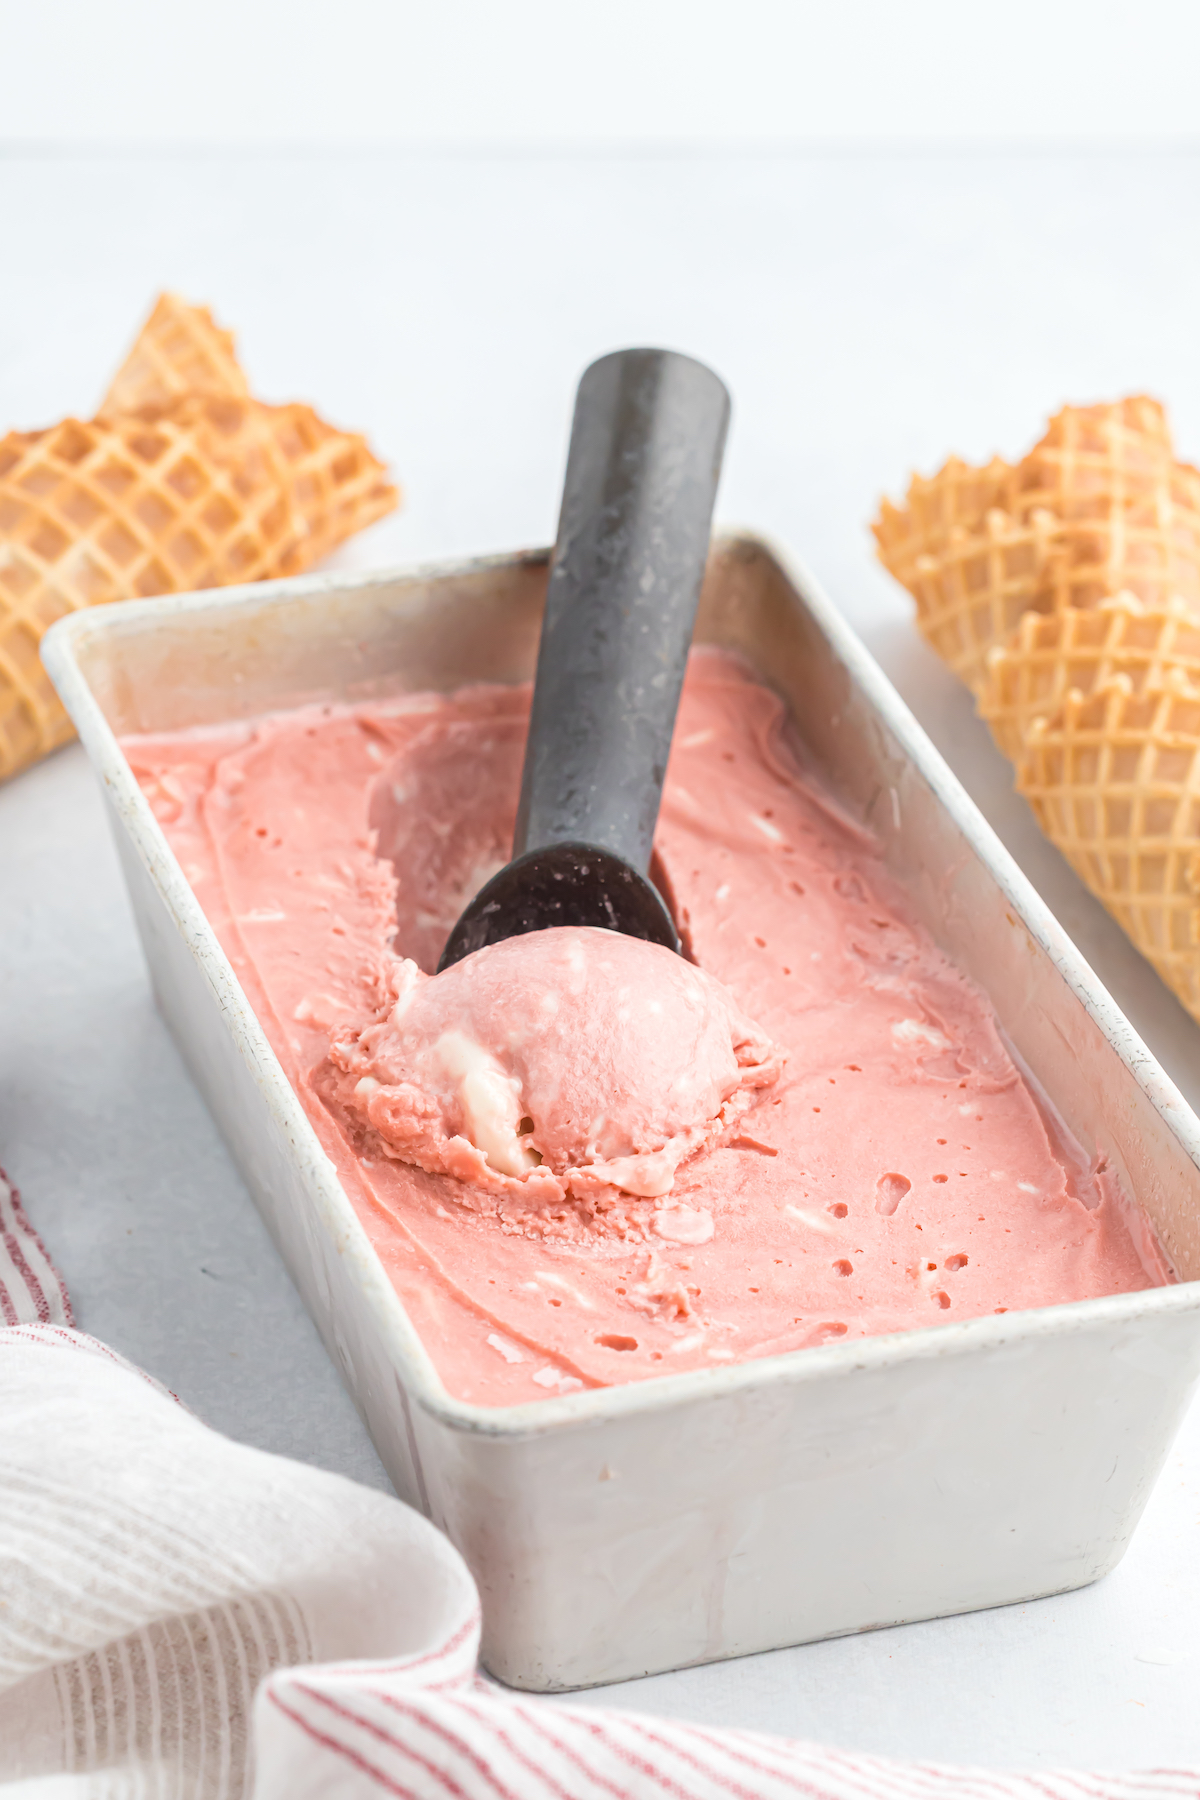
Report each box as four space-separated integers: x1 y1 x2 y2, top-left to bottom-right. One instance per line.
534 1271 596 1310
654 1205 715 1245
785 1205 837 1235
892 1019 953 1050
730 1133 778 1156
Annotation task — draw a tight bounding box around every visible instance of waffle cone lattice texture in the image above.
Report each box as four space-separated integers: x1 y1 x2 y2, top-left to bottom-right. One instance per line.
0 294 399 781
875 396 1200 1025
1021 674 1200 1020
101 293 251 415
980 594 1200 764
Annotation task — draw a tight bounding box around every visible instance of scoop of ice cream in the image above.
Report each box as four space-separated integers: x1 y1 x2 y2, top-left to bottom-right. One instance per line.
328 925 782 1210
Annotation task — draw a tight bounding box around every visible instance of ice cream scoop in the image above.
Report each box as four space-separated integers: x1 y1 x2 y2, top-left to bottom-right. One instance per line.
437 346 730 970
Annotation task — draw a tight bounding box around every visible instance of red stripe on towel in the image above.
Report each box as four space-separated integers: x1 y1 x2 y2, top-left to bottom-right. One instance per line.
0 1167 73 1326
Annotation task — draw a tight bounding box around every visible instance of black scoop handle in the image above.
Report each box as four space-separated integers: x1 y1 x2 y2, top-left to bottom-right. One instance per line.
513 348 731 872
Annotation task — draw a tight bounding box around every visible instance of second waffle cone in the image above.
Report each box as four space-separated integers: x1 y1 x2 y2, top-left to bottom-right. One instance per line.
1019 670 1200 1021
874 398 1200 694
979 594 1200 764
876 395 1200 1025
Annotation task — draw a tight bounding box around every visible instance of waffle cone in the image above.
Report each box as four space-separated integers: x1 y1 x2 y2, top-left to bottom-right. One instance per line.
102 293 250 414
873 396 1200 693
1019 670 1200 1021
874 450 1062 694
238 399 399 572
1010 397 1176 524
134 394 400 574
103 295 398 565
0 409 297 777
1009 399 1200 614
978 592 1200 763
1 295 400 782
873 453 1012 592
891 503 1063 694
0 396 401 777
877 396 1200 1021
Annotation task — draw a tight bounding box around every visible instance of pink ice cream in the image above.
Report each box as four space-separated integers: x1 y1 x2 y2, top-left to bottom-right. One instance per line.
327 929 781 1239
123 648 1169 1405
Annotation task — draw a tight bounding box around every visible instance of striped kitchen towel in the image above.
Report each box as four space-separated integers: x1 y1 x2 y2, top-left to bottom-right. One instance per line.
0 1165 72 1326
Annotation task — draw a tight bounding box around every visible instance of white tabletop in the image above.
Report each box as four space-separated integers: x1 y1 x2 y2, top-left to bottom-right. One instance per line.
3 148 1199 1771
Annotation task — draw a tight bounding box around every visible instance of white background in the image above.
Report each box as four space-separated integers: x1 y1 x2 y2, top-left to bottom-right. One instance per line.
4 0 1200 1776
5 0 1200 148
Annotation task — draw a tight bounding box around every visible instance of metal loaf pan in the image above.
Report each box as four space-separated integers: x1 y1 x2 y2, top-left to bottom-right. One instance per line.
43 534 1200 1692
